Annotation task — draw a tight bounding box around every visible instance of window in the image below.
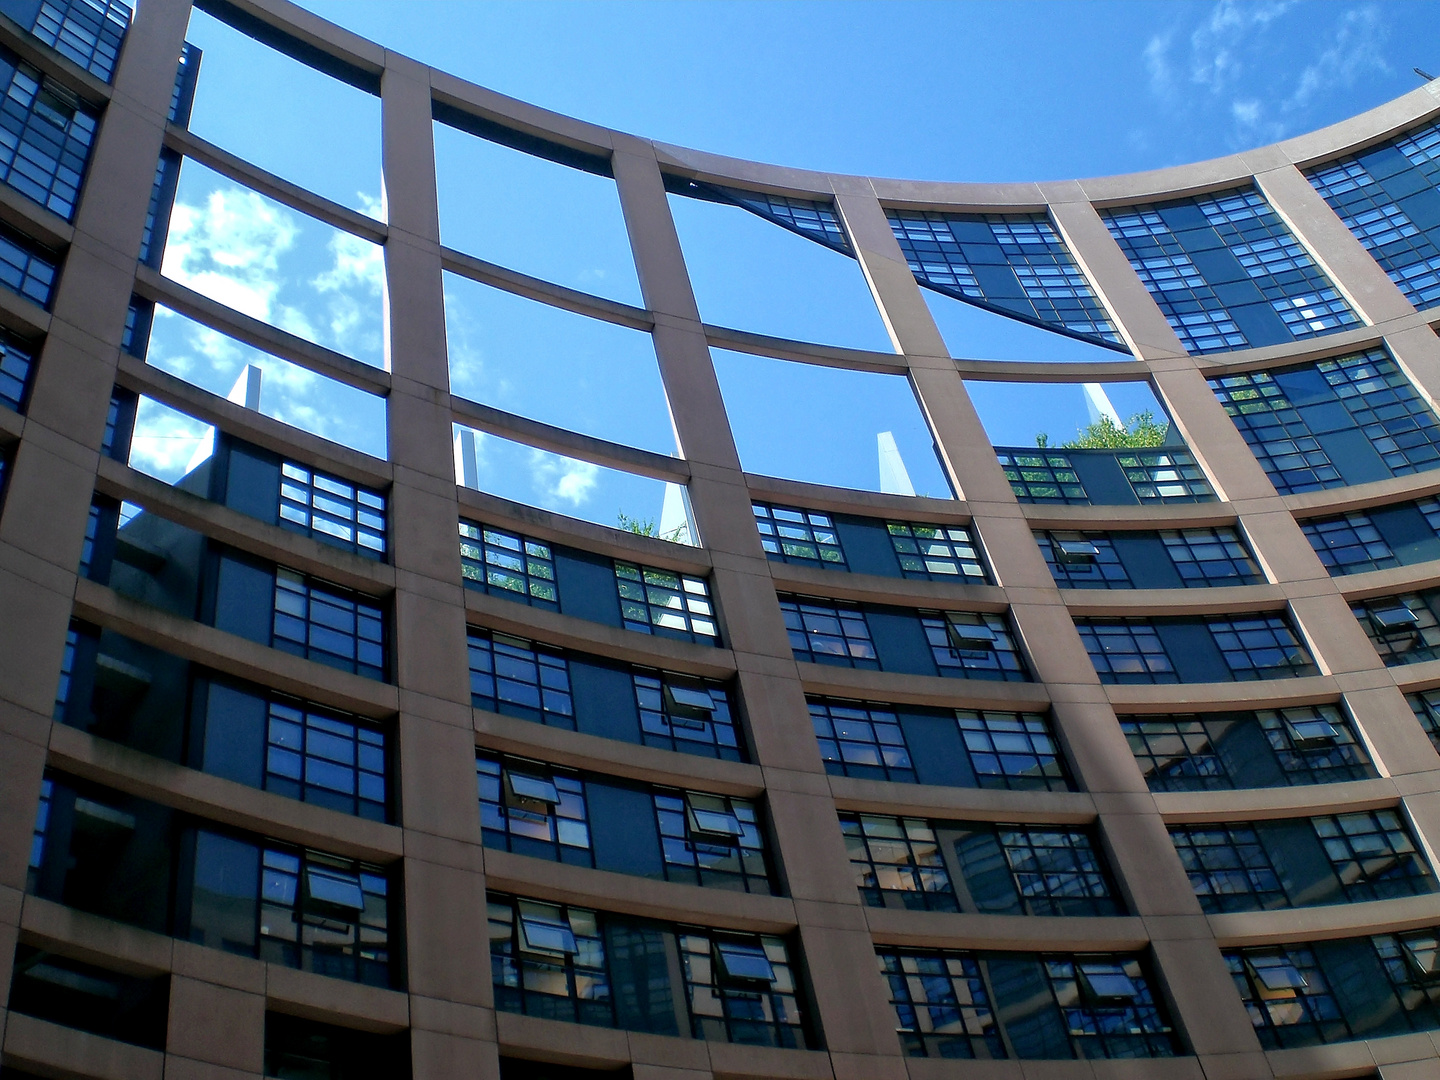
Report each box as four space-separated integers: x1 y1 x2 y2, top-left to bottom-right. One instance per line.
1119 449 1215 503
1121 716 1228 790
1160 527 1264 586
615 562 717 642
7 945 167 1050
634 669 742 760
887 210 1122 345
1036 531 1132 589
810 698 915 783
279 462 386 559
997 449 1087 503
264 1012 411 1080
1407 688 1440 754
138 149 178 266
477 754 590 864
1170 824 1286 913
259 846 389 987
1226 946 1346 1048
1314 809 1434 902
1301 511 1398 575
710 185 851 253
752 502 846 568
959 710 1069 791
271 569 386 680
0 332 34 412
878 948 1002 1059
840 813 957 912
1076 619 1175 683
1354 590 1440 665
169 41 197 126
678 930 806 1048
921 611 1029 681
995 827 1120 916
1211 350 1440 493
467 628 573 726
780 596 877 667
1209 614 1318 680
459 521 557 606
488 894 612 1028
1307 124 1440 310
656 790 770 893
1257 705 1375 785
1042 955 1175 1058
14 0 130 82
887 521 990 583
0 223 55 308
1104 188 1359 354
0 48 98 219
27 776 50 892
264 699 387 821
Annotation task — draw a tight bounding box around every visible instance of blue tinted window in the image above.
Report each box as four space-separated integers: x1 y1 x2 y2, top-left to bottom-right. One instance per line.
1160 527 1264 586
1353 589 1440 665
466 628 573 725
1105 187 1360 354
780 596 877 668
11 0 130 82
655 789 770 894
1036 531 1132 588
257 846 389 987
279 462 386 559
1301 511 1398 574
840 813 957 912
487 893 613 1029
0 48 98 219
878 948 1001 1059
271 569 385 681
1211 348 1440 493
0 223 55 308
1407 688 1440 754
711 185 851 253
264 699 387 821
752 502 846 569
1307 121 1440 310
0 332 34 411
958 711 1068 791
633 669 743 760
809 698 914 783
920 612 1029 681
888 210 1123 347
615 562 717 642
887 521 990 583
677 929 806 1048
476 753 590 863
459 521 557 606
1171 823 1286 913
1076 619 1175 683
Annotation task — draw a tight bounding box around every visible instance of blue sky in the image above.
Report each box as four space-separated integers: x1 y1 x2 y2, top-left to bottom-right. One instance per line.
130 1 1440 530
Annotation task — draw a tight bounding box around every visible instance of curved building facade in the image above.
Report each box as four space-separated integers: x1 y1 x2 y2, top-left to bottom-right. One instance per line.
3 1 1440 1079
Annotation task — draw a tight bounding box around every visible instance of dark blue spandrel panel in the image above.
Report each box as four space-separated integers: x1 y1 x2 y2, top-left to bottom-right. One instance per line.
1307 119 1440 310
1104 186 1361 354
887 209 1125 349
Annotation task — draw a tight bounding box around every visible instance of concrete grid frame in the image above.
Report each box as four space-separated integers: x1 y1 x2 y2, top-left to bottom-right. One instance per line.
1 0 1440 1078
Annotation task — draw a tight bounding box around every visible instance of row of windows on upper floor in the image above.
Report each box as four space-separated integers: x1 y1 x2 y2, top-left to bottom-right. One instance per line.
721 113 1440 357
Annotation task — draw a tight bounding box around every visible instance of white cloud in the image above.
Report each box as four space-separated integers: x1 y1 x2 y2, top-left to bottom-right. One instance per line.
1144 32 1174 97
162 189 297 322
529 448 599 505
1285 5 1390 112
127 396 214 481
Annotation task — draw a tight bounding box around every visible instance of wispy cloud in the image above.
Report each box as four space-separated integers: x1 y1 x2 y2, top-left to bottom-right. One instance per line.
128 396 214 479
529 449 599 505
163 188 296 322
1140 1 1392 151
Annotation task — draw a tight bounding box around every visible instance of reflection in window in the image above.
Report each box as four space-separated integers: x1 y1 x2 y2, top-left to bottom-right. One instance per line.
272 569 385 681
809 699 914 783
920 611 1029 681
780 596 876 667
678 930 806 1048
1036 531 1131 589
488 894 612 1028
257 845 389 987
15 0 130 82
1171 824 1286 913
1076 619 1175 683
1353 589 1440 665
841 813 956 912
459 521 557 607
656 789 770 893
0 47 98 219
615 562 717 642
878 948 1002 1059
477 753 590 864
634 669 743 761
279 462 386 559
887 521 989 583
264 699 387 821
752 502 846 568
0 332 34 412
466 628 573 726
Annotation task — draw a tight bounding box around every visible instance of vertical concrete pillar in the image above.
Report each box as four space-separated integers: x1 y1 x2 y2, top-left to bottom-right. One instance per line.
0 0 191 1056
379 54 498 1080
835 183 1271 1070
611 137 907 1078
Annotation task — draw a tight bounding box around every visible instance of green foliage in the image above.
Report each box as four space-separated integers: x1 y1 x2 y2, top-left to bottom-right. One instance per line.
617 511 686 543
1035 411 1169 450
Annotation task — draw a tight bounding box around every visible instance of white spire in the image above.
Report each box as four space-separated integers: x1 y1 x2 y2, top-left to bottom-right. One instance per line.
1082 382 1123 428
877 431 916 497
659 482 697 546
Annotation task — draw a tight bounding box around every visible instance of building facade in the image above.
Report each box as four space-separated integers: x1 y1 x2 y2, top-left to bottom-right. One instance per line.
2 1 1440 1078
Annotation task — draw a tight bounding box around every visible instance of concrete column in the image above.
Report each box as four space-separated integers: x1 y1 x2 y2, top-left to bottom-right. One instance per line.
611 139 907 1078
379 54 499 1080
0 0 191 1057
834 183 1270 1068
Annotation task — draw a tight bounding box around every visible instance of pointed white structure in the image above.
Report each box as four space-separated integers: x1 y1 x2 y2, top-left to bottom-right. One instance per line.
453 427 481 489
877 431 916 497
1082 382 1123 428
186 365 261 474
659 482 698 546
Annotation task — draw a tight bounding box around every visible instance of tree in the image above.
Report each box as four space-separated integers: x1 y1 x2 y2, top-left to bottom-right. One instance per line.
1035 410 1169 450
617 511 686 543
